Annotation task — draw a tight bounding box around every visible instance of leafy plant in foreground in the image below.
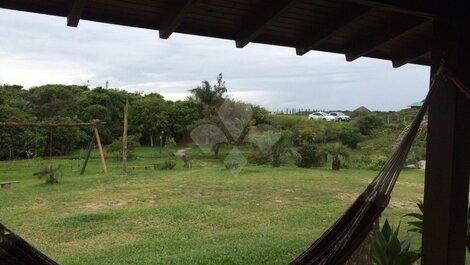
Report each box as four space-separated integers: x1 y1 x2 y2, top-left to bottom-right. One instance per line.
33 164 63 184
372 219 420 265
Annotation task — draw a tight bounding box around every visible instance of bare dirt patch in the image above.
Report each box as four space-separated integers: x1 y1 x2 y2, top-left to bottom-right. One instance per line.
388 199 418 210
336 192 360 203
125 217 169 229
61 232 139 251
80 199 135 210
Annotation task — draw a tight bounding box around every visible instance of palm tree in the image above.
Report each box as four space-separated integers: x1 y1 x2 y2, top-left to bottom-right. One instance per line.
323 143 349 170
189 73 227 110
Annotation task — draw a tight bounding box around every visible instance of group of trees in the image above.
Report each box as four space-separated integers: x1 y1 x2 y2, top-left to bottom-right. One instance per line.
0 74 268 160
1 74 424 170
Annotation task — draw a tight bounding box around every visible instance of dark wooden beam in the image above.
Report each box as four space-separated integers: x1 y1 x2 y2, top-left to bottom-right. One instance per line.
346 18 428 62
422 15 470 265
392 41 431 68
236 0 302 48
422 68 470 265
67 0 87 27
159 0 199 39
343 0 433 18
296 7 371 56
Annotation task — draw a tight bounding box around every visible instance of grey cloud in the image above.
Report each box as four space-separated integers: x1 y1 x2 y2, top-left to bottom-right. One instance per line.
0 9 429 111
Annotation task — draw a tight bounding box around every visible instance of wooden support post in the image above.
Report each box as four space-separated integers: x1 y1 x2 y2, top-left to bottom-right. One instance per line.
122 98 128 174
80 132 95 175
422 17 470 265
94 126 108 174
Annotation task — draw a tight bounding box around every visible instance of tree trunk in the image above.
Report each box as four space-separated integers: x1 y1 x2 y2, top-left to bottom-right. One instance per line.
213 144 220 158
150 134 154 147
272 152 281 167
332 155 340 170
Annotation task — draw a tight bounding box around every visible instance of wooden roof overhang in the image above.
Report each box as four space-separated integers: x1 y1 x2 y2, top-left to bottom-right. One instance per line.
0 0 440 68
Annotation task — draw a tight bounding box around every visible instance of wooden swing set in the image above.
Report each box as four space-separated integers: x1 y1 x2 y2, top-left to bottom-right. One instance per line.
0 120 108 175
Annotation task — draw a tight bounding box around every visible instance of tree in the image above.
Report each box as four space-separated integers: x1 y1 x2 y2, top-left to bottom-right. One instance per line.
323 143 350 170
29 84 87 119
167 100 202 143
44 116 88 156
189 73 227 114
0 105 46 160
78 87 134 144
129 93 169 146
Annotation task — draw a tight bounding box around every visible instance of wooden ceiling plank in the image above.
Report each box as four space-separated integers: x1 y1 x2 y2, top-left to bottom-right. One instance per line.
344 0 433 18
235 0 302 48
346 18 429 62
392 41 431 67
159 0 200 39
296 7 371 56
67 0 88 27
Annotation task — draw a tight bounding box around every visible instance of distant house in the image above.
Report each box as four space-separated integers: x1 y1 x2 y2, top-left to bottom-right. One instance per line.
353 106 371 113
408 100 424 109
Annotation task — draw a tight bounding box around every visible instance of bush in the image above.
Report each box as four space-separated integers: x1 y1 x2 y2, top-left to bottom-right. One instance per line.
163 160 176 169
368 155 387 170
355 114 384 136
33 164 63 184
338 126 362 149
182 154 192 169
225 162 239 170
372 219 420 265
107 135 140 160
247 150 271 165
296 144 326 168
342 154 371 169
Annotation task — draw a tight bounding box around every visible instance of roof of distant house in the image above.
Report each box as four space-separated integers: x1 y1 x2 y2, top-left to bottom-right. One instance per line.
353 106 371 113
408 100 424 108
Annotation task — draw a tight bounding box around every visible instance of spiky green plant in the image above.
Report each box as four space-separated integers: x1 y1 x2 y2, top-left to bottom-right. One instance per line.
372 219 420 265
33 164 63 184
403 200 424 234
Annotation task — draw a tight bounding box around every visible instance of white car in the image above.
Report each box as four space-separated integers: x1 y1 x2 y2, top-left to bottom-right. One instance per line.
329 112 351 122
308 112 336 121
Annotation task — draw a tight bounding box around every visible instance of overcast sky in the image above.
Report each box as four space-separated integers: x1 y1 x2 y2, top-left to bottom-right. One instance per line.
0 9 430 111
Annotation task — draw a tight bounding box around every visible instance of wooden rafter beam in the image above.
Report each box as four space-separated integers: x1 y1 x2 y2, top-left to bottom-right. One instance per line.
236 0 302 48
392 41 431 68
345 18 429 62
67 0 87 27
296 7 371 56
343 0 433 18
159 0 199 39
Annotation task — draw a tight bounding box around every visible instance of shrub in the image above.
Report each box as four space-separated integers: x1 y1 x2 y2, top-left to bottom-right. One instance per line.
247 150 271 165
355 114 384 136
163 160 176 169
33 164 63 184
296 144 325 168
107 135 141 160
225 162 239 170
338 126 362 149
323 143 349 170
372 219 420 265
368 155 387 171
182 154 192 169
342 154 372 169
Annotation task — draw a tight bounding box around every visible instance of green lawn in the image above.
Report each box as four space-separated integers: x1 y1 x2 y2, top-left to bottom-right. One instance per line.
0 146 427 264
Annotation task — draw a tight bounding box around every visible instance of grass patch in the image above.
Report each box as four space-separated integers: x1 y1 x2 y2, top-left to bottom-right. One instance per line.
0 146 456 264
